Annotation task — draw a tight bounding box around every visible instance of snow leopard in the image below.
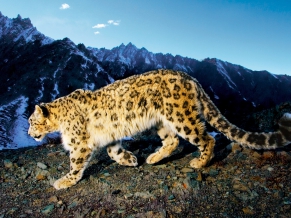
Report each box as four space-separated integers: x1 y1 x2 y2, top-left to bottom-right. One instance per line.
28 69 291 189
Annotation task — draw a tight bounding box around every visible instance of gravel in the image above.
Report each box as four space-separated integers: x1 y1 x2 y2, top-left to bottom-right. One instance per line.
1 135 291 217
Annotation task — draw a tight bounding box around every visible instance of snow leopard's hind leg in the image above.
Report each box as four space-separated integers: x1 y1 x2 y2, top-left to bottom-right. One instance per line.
174 114 215 168
146 124 179 164
107 141 138 166
188 132 215 168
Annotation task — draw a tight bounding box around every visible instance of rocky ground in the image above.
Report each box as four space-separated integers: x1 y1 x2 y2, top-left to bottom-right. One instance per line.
1 129 291 218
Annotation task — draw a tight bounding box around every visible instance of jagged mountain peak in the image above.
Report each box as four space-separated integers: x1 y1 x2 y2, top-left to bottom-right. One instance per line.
14 14 34 30
0 11 53 45
118 42 137 49
113 42 139 55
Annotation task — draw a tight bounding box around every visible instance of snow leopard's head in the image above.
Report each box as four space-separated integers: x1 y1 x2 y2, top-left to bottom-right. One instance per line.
28 104 57 141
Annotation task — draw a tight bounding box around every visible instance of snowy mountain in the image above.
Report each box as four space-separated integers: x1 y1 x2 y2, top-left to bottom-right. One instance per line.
0 12 53 45
1 12 291 150
0 13 112 149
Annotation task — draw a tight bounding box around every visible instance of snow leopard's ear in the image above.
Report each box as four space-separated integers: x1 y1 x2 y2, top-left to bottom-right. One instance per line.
35 104 49 118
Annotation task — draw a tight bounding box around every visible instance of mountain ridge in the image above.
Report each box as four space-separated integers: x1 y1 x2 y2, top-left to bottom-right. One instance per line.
0 12 290 149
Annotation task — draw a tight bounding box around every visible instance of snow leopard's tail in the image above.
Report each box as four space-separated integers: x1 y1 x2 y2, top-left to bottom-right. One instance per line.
199 87 291 149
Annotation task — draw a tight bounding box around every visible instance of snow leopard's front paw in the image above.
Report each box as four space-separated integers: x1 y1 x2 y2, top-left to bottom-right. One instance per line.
53 176 78 190
117 150 138 167
189 157 212 169
146 152 164 164
107 145 138 167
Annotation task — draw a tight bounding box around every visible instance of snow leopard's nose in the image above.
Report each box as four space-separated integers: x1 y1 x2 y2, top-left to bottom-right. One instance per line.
28 127 33 137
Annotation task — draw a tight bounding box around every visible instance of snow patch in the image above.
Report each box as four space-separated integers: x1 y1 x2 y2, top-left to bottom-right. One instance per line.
0 96 61 150
51 68 60 99
269 72 278 79
107 74 115 83
216 60 237 90
51 83 59 100
84 83 95 90
122 136 134 141
36 77 45 102
9 97 34 148
209 131 219 138
41 36 54 45
0 96 40 150
209 86 220 100
74 50 92 67
145 56 151 64
282 113 291 120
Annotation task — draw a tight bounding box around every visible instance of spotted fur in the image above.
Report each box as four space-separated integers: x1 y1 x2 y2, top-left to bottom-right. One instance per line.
28 69 291 189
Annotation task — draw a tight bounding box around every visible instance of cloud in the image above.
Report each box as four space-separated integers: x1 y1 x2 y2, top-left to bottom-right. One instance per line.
60 3 70 10
92 24 107 29
93 20 120 35
108 20 120 26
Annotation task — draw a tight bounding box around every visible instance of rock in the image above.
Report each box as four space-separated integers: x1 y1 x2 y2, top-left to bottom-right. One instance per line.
21 173 29 180
231 143 242 153
134 210 166 218
192 151 200 157
134 191 155 199
24 210 33 214
162 185 169 191
41 204 54 215
209 169 219 177
68 201 78 209
242 207 255 215
7 207 18 215
37 162 47 170
104 173 110 177
262 151 275 159
181 167 194 173
47 151 60 157
183 177 201 189
168 194 175 200
49 177 55 186
233 180 250 193
252 151 262 159
112 189 121 195
155 164 167 169
117 209 125 214
124 193 133 199
42 170 49 176
196 171 203 181
277 151 291 161
94 209 106 217
36 174 46 181
4 159 13 168
48 196 58 203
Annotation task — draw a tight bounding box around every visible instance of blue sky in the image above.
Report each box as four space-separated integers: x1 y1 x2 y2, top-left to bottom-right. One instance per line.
0 0 291 75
